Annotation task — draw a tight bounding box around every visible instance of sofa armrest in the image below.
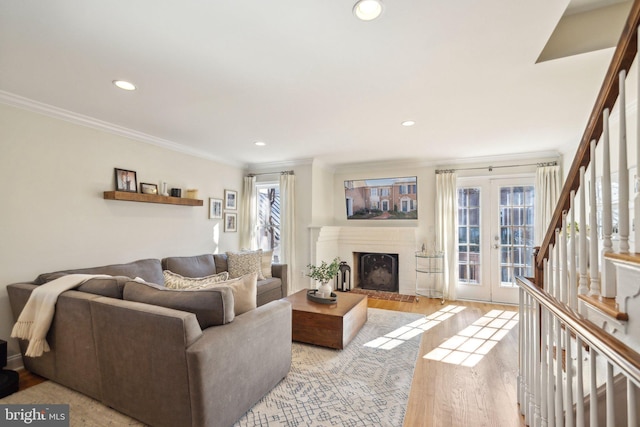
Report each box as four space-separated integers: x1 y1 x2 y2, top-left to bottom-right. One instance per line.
271 263 288 296
186 300 292 427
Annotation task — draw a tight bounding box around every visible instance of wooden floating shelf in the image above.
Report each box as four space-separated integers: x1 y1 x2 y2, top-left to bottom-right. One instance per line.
103 191 203 206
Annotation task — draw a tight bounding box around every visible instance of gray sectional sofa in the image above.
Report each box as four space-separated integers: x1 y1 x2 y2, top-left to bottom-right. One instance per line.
6 254 292 427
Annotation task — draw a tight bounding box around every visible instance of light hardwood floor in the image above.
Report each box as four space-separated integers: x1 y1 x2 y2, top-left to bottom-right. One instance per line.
16 297 525 427
368 297 526 427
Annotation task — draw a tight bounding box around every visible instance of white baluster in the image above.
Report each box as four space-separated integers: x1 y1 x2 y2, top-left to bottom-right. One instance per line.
636 27 640 253
569 191 578 309
561 214 568 304
590 349 598 427
553 228 562 301
518 288 525 412
555 317 564 427
628 378 637 427
548 308 556 427
523 293 530 422
576 336 585 427
579 167 589 296
619 69 630 253
602 108 616 298
541 303 549 427
565 326 574 427
589 140 601 296
606 362 615 426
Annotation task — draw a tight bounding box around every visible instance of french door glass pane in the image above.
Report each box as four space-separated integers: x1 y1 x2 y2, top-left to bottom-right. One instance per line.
499 185 534 288
458 188 481 285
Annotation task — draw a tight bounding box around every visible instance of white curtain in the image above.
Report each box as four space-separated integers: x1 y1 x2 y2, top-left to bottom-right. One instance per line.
534 165 561 245
436 171 458 300
280 172 296 295
239 176 257 250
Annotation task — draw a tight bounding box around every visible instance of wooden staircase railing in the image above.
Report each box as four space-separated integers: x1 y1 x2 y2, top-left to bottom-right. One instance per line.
535 0 640 285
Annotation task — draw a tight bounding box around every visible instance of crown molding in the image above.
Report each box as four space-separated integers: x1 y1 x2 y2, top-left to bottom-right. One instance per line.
246 158 313 173
0 90 244 168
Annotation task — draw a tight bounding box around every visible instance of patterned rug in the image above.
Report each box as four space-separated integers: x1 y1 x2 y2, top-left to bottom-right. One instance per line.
1 309 423 427
234 308 424 426
348 288 417 303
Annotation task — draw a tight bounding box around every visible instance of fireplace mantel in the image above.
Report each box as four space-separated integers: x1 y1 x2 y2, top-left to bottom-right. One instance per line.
314 226 417 295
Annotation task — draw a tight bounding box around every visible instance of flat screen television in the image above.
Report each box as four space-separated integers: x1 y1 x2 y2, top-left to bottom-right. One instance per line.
344 176 418 220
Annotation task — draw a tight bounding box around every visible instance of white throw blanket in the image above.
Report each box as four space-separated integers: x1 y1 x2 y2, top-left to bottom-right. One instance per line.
11 274 110 357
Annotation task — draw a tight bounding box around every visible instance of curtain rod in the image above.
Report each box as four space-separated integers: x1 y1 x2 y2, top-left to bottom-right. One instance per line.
247 170 294 177
435 161 557 174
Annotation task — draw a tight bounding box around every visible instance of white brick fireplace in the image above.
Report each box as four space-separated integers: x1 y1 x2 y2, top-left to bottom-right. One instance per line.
313 226 418 295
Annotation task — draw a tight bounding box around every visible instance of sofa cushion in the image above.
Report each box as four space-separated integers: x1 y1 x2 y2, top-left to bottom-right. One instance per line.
219 273 258 315
261 250 273 279
35 259 164 286
226 250 264 280
123 280 235 328
163 270 229 289
213 253 228 274
161 254 217 278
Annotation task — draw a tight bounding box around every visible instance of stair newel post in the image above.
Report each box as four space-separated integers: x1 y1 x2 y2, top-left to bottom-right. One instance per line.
619 69 630 253
561 214 568 304
601 108 616 298
575 335 585 427
589 140 601 297
578 166 589 297
569 191 578 309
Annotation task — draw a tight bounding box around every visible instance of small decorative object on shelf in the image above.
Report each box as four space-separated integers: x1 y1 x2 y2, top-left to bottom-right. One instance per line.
306 257 341 298
140 183 158 194
114 168 137 193
186 189 198 199
161 181 169 197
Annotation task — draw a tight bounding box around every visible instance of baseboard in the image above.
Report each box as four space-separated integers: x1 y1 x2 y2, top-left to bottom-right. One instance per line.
6 354 23 371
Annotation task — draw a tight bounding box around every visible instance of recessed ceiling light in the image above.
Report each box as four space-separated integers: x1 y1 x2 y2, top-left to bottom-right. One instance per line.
254 141 266 146
113 80 136 91
353 0 383 21
402 120 416 127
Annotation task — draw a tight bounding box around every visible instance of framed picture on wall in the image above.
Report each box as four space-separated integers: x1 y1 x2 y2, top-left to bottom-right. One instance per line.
224 212 237 232
209 198 223 219
140 183 158 195
224 189 237 210
115 168 137 193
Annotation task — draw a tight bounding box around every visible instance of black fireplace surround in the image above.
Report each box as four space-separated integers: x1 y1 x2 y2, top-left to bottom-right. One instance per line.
359 252 399 292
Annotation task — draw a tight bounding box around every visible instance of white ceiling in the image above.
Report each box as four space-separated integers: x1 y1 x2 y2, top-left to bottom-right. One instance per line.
0 0 623 167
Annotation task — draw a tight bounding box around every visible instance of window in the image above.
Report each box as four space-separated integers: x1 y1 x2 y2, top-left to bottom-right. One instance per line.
256 183 280 262
371 188 378 196
458 187 481 285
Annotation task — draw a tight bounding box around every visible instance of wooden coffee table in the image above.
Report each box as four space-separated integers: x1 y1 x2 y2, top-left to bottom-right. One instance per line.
282 289 368 349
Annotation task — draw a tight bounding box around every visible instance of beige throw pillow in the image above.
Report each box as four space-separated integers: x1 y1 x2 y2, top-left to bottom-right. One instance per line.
226 250 265 280
219 272 258 315
163 270 229 289
261 250 273 279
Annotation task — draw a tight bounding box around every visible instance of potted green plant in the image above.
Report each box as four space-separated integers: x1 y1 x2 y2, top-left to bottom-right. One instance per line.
306 257 341 297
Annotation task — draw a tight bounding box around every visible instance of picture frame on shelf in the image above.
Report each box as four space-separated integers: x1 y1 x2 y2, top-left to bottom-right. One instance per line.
209 198 223 219
115 168 137 193
224 212 237 232
224 189 237 210
140 183 158 195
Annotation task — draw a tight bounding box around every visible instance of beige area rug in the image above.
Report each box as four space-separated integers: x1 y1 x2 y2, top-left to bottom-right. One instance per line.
1 308 424 427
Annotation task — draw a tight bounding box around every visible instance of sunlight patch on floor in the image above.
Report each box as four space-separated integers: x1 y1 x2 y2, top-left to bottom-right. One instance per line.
364 305 466 350
423 309 518 367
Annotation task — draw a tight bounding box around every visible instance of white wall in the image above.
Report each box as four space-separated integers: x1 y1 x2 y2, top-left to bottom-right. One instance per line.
0 104 244 364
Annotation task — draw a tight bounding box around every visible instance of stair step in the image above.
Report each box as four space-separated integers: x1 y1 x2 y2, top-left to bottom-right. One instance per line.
578 294 629 321
604 251 640 265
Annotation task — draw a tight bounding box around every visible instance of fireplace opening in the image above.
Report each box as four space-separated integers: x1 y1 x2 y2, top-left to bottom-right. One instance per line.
356 252 399 292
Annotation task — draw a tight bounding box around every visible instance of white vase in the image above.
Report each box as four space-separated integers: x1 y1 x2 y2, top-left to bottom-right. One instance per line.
318 282 333 298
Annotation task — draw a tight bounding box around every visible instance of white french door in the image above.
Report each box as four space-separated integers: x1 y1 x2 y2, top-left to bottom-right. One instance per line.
455 176 535 304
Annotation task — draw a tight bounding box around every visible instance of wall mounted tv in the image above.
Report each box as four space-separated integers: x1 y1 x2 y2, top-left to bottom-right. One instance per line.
344 176 418 220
